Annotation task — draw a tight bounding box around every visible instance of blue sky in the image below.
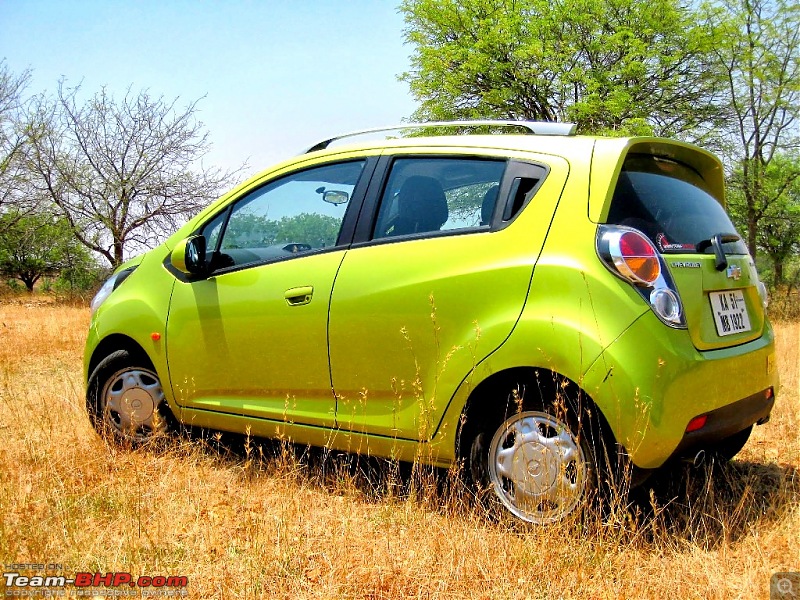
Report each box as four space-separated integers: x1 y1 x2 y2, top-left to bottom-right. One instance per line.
0 0 418 177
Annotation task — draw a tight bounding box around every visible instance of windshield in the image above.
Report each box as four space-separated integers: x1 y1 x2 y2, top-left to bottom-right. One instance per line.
606 154 748 255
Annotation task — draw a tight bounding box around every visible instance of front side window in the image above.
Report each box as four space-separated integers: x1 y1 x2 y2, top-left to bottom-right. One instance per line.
372 158 506 239
204 160 365 269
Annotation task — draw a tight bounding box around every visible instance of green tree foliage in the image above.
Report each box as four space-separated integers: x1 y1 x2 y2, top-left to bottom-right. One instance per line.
729 156 800 285
24 83 240 268
400 0 723 136
223 213 279 248
759 207 800 287
224 213 340 250
273 213 340 248
706 0 800 259
0 209 95 292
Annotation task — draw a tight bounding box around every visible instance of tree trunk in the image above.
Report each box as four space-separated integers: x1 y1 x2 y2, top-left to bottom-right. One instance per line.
113 239 125 269
774 258 784 286
20 274 37 292
747 209 758 258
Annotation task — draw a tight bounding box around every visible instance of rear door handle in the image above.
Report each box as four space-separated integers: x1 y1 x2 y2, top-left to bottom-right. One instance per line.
284 286 314 306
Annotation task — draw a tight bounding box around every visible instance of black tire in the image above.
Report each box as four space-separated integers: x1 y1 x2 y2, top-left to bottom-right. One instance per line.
710 425 753 461
466 377 606 524
87 349 173 442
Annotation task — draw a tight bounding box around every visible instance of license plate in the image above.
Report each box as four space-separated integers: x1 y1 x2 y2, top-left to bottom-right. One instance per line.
709 290 751 336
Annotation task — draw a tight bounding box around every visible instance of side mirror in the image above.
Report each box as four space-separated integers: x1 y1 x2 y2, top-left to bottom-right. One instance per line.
322 190 349 205
170 235 207 275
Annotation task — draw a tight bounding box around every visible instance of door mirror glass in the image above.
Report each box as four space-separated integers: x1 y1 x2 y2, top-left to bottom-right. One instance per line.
170 235 207 275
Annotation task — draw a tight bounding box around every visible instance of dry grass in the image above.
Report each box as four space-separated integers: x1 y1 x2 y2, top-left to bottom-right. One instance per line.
0 303 798 599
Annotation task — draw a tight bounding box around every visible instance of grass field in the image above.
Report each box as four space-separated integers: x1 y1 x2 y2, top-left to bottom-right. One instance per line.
0 302 797 599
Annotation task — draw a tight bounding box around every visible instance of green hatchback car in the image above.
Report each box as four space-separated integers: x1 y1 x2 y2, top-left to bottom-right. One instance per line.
85 121 778 524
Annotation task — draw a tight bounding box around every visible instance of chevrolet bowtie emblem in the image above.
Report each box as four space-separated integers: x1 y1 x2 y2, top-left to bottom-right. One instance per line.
727 265 742 280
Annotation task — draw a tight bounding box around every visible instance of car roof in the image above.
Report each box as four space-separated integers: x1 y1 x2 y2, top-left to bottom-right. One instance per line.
301 129 724 216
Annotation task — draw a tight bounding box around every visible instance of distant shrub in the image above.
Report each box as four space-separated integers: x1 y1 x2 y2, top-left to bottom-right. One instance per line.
768 288 800 321
53 263 109 303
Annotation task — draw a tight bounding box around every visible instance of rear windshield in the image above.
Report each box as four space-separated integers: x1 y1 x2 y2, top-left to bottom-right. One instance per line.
606 154 748 255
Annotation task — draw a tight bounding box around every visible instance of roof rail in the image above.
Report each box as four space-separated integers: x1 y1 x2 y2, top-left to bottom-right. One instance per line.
305 120 578 153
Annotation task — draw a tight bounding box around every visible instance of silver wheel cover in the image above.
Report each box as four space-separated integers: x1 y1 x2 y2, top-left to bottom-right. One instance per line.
100 367 168 439
488 410 588 523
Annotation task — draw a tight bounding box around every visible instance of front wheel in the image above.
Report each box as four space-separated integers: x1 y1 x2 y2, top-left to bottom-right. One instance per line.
87 350 172 442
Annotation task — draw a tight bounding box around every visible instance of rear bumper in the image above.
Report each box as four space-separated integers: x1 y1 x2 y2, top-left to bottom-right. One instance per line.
671 387 774 457
582 311 778 469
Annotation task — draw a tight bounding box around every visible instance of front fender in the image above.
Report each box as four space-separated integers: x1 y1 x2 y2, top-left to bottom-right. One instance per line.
84 246 176 407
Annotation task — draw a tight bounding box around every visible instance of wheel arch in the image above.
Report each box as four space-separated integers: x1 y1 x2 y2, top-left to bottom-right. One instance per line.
88 334 155 380
455 366 616 463
85 338 175 441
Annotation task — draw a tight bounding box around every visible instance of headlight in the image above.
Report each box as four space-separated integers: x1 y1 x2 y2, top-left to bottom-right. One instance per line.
90 268 136 315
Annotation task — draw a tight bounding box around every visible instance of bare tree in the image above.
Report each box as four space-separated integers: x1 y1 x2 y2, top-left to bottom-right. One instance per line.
25 82 240 267
0 61 33 220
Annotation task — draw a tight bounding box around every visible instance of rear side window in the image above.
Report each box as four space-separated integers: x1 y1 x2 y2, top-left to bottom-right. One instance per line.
372 158 506 239
607 155 748 255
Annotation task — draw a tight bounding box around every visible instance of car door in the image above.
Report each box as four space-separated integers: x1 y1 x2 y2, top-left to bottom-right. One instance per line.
328 151 562 440
166 157 374 427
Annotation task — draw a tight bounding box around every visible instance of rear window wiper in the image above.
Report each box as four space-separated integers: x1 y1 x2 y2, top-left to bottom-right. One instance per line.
695 233 741 271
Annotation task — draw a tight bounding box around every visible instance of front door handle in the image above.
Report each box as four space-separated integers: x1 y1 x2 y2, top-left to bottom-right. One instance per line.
284 286 314 306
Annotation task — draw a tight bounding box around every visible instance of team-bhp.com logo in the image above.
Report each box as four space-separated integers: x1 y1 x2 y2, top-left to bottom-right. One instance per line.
3 571 188 596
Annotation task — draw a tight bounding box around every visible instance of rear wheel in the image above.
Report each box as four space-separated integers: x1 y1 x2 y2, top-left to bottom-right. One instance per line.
488 410 591 523
87 350 172 442
467 379 600 524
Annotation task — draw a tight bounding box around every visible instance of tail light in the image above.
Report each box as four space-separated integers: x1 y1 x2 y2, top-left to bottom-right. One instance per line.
612 230 660 284
597 225 686 328
757 280 769 309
